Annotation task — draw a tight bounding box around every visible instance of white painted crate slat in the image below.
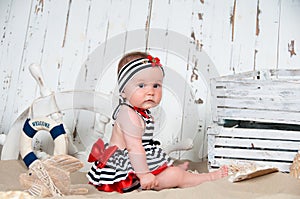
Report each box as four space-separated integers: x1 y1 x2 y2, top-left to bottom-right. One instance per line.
211 70 300 125
211 127 300 140
215 137 300 151
214 148 295 162
208 128 300 172
216 109 300 125
208 69 300 172
212 158 292 172
216 98 299 112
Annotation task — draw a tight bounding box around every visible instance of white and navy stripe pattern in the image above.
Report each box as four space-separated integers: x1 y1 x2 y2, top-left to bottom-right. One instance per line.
87 105 173 186
87 148 134 185
117 57 164 93
21 118 66 168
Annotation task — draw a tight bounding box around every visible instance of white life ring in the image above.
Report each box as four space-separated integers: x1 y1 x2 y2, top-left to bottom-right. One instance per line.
20 117 68 168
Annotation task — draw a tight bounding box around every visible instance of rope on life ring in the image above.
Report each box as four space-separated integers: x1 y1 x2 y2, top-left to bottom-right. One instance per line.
20 117 68 168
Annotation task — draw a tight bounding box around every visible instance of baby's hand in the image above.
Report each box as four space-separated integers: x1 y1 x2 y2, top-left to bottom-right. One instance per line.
138 173 158 190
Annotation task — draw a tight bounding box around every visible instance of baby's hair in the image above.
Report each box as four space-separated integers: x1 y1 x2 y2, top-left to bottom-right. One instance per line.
118 51 148 73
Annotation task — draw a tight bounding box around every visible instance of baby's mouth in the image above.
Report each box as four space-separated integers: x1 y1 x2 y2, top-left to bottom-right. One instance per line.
145 99 154 103
143 99 156 107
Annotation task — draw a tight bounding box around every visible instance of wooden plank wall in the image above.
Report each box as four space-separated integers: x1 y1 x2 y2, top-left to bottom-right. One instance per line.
0 0 299 161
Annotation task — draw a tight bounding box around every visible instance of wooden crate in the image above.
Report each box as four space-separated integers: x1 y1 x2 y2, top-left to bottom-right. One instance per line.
208 69 300 172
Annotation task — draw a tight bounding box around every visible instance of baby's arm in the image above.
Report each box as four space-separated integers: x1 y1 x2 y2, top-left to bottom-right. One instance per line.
124 132 158 189
116 107 158 189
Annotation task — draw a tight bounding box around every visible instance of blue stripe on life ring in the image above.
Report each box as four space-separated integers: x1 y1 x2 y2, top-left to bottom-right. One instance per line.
23 118 37 138
23 151 38 168
50 124 66 140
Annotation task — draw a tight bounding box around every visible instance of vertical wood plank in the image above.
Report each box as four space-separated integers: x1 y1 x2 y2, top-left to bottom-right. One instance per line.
277 0 300 69
0 0 14 133
201 0 235 75
57 0 92 91
254 0 280 70
230 0 258 73
0 0 32 133
124 0 150 53
40 0 71 90
185 0 208 160
81 0 111 61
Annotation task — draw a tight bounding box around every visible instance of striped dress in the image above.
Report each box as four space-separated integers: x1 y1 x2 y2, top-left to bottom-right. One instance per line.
87 105 174 193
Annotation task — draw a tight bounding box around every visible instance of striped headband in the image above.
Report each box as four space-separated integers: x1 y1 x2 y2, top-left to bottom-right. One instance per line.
117 55 164 93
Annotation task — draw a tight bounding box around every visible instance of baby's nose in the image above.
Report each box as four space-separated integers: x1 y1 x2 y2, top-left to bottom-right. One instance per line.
146 87 155 95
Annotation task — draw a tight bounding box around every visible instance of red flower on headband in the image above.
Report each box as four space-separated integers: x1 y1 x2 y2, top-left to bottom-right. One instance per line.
147 55 162 67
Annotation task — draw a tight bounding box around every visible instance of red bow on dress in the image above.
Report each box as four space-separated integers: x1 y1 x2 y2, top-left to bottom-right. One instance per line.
88 138 118 168
133 107 150 119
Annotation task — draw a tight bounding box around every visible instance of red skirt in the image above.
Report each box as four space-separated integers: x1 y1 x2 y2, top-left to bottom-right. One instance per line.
93 164 168 193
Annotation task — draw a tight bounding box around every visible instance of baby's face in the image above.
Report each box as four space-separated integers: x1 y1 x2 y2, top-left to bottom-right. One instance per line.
123 67 163 109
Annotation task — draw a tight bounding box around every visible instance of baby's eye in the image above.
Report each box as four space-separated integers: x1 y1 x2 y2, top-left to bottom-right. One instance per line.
153 83 161 88
138 83 145 88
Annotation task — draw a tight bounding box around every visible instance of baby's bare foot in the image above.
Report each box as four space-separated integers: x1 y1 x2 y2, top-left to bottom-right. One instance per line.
209 165 228 181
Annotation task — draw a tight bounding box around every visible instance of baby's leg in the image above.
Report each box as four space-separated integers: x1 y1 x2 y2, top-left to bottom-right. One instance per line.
154 165 228 190
176 161 189 171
